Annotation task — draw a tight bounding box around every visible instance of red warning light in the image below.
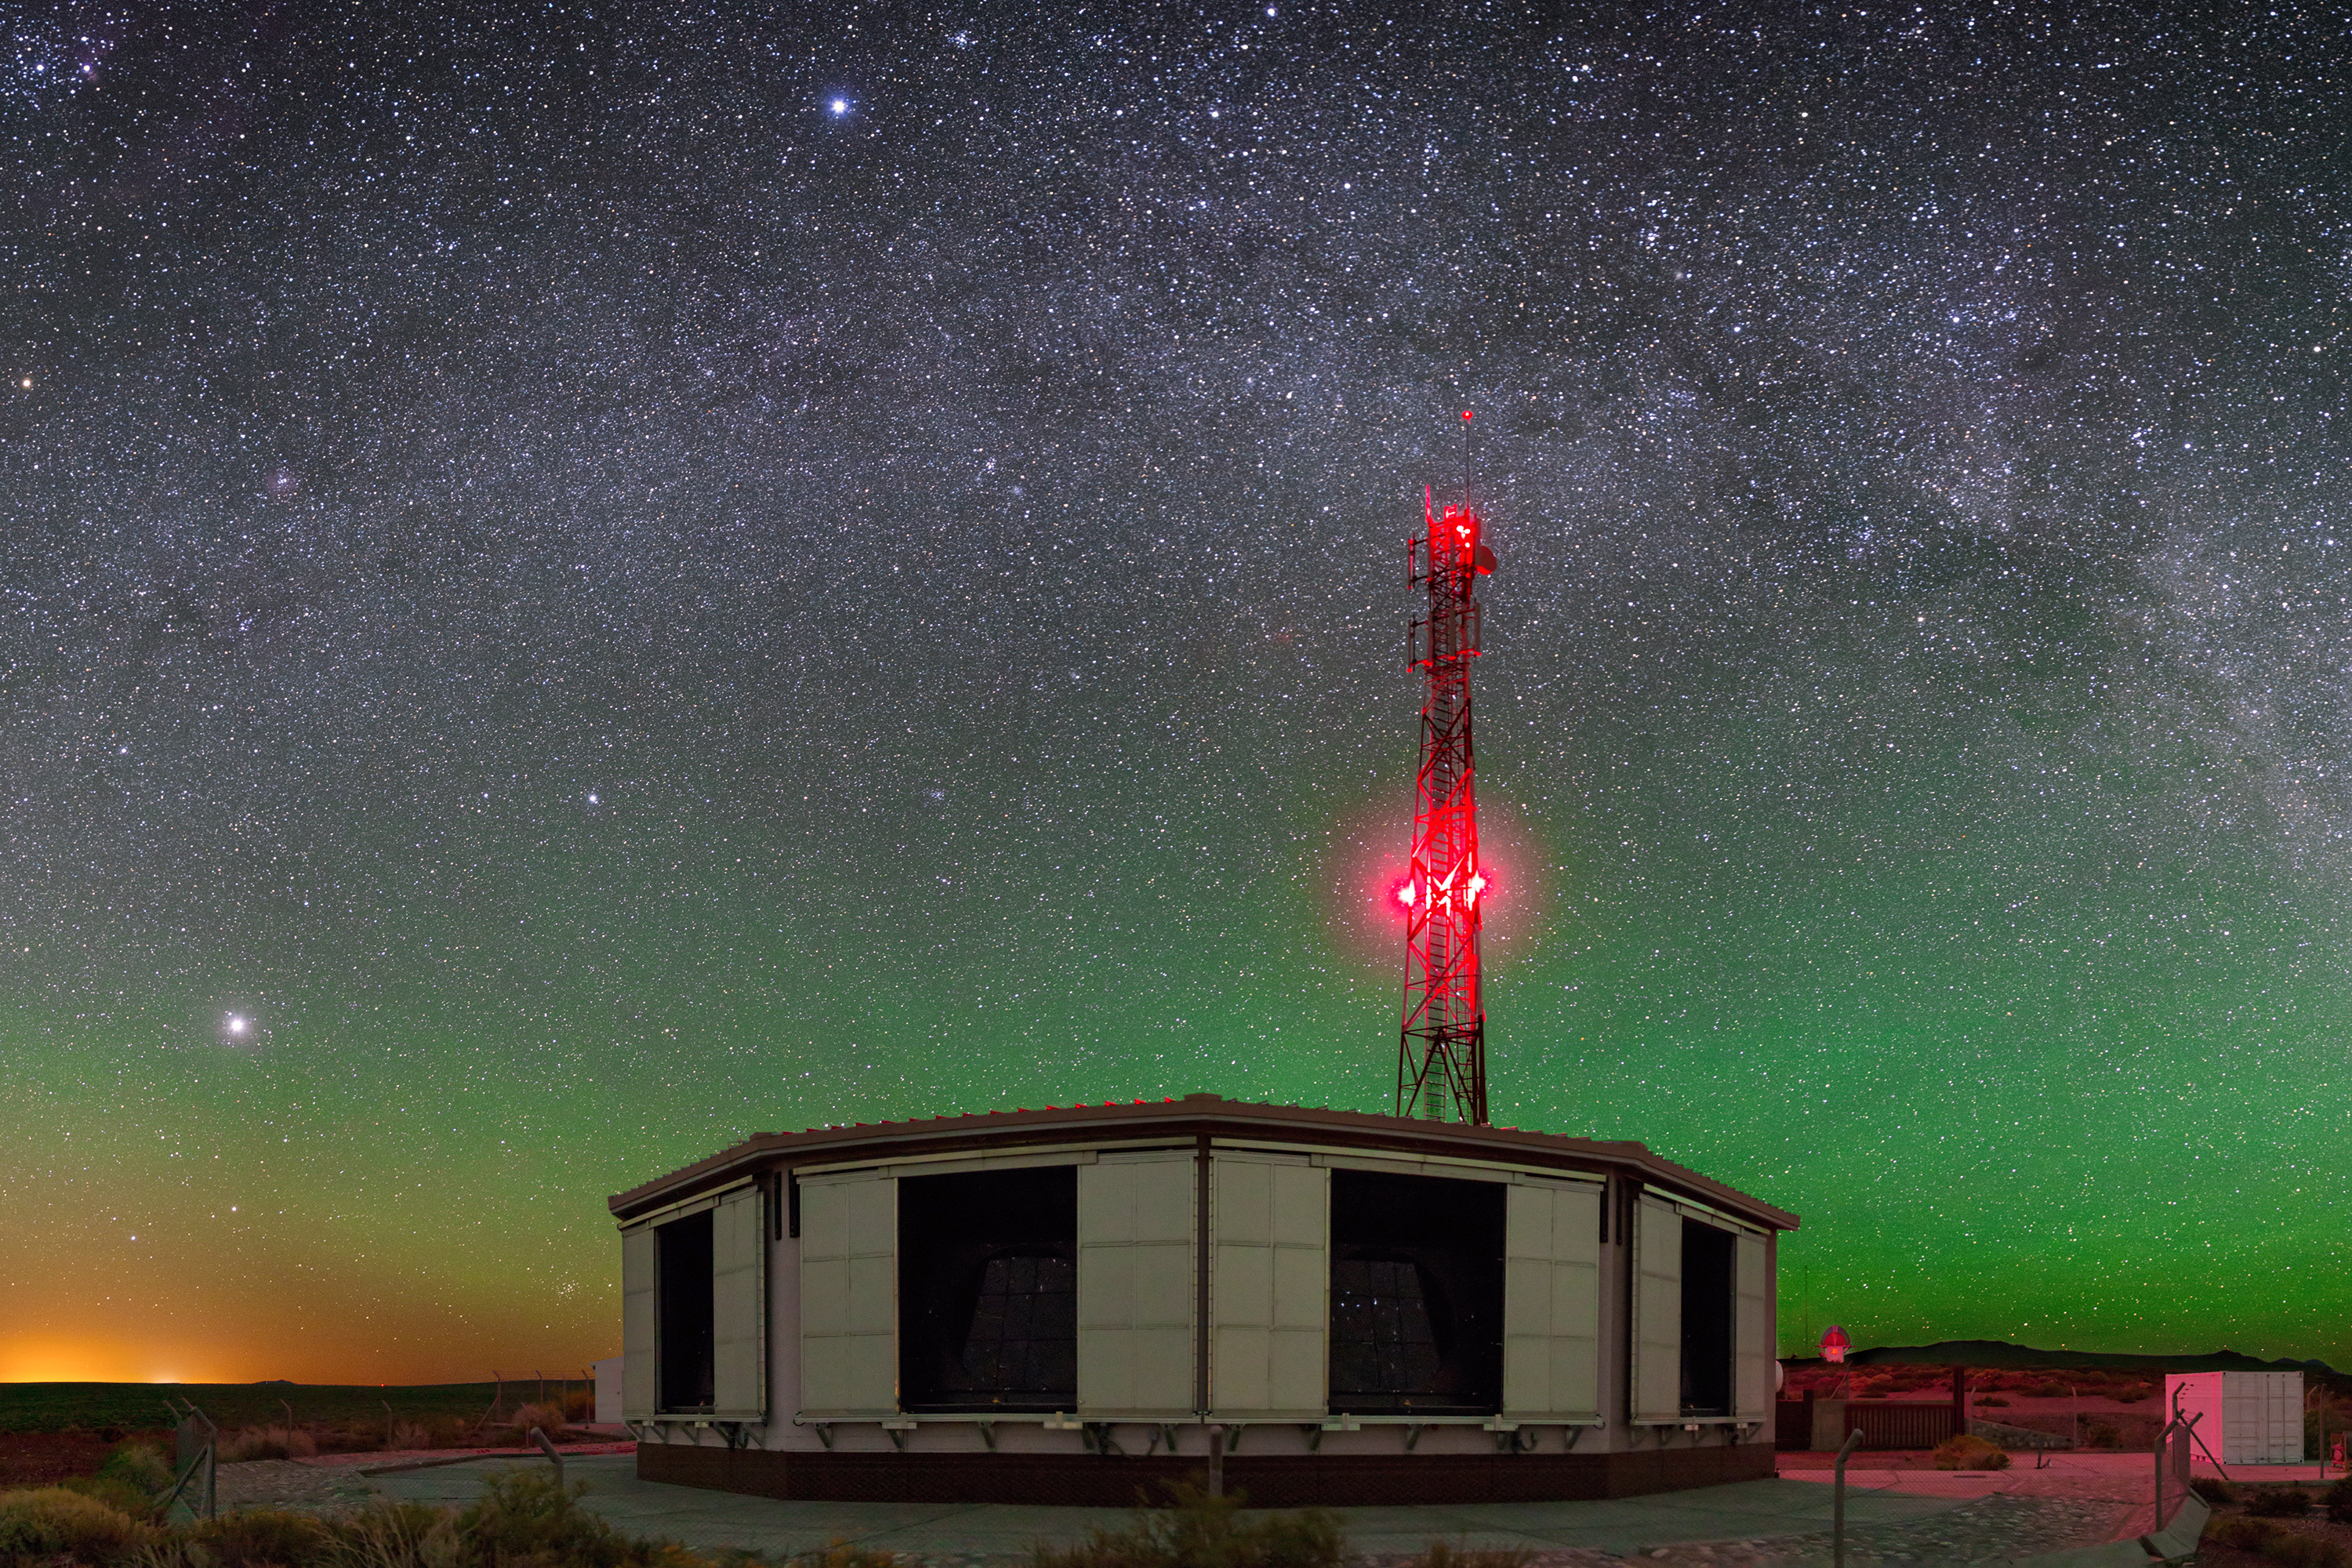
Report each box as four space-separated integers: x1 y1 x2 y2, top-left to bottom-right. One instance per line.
1461 409 1473 421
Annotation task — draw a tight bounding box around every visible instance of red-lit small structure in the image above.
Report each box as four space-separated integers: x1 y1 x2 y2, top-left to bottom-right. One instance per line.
1399 419 1497 1124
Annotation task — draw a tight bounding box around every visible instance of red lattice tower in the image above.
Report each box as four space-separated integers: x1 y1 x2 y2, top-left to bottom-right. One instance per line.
1398 415 1496 1123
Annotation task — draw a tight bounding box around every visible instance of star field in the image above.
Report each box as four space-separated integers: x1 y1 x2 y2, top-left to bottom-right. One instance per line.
2 2 2347 1381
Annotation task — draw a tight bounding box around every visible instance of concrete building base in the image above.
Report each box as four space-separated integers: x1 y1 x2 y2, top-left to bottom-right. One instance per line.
638 1440 1777 1508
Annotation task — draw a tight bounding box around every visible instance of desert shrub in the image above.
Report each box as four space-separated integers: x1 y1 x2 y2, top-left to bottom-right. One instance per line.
2213 1516 2282 1552
2325 1477 2352 1523
0 1484 154 1564
563 1389 597 1423
1974 1396 2011 1408
1032 1482 1348 1568
1408 1544 1537 1568
506 1403 568 1439
2248 1486 2314 1517
223 1425 319 1462
2277 1542 2352 1568
2024 1381 2070 1399
456 1465 683 1567
388 1421 433 1452
793 1541 920 1568
64 1474 163 1523
2216 1518 2352 1568
2082 1421 2121 1450
98 1443 176 1496
2192 1477 2239 1506
318 1497 465 1568
186 1508 332 1566
1932 1434 2010 1472
2274 1538 2352 1568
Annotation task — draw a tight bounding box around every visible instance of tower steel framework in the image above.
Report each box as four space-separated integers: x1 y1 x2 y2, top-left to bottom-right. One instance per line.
1398 452 1495 1124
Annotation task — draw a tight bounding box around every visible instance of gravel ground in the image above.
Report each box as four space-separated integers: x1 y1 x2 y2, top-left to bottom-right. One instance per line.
1379 1493 2125 1568
203 1459 2140 1565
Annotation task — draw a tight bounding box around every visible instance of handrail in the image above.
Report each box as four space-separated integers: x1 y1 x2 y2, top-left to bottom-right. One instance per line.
1831 1428 1864 1568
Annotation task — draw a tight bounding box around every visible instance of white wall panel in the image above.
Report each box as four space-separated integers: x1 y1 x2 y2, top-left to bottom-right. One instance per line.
710 1183 768 1420
1501 1178 1602 1421
797 1173 898 1417
1630 1195 1683 1423
1076 1152 1196 1417
1209 1153 1327 1419
620 1226 658 1419
1733 1229 1772 1421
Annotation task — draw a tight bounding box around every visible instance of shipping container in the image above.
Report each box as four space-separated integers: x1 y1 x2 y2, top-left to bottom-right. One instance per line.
2165 1370 2303 1465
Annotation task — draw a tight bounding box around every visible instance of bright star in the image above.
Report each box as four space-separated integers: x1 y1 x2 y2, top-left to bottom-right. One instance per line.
831 98 848 115
227 1015 247 1035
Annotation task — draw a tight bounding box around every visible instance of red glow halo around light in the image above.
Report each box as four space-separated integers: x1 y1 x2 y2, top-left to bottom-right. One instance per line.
1320 794 1546 976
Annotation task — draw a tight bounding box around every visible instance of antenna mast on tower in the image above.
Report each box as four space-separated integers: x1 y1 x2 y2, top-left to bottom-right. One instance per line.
1398 410 1495 1123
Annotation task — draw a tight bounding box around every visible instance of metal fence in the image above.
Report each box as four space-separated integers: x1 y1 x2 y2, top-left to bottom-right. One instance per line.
158 1401 216 1523
1844 1401 1958 1450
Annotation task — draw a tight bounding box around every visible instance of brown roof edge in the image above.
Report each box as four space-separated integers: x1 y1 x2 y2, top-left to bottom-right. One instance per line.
605 1092 1799 1231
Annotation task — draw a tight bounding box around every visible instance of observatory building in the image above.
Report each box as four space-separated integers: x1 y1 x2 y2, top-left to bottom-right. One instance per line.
609 446 1795 1504
608 1094 1794 1504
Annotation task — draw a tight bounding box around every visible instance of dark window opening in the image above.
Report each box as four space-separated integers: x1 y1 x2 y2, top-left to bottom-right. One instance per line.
1679 1218 1735 1417
1329 1170 1504 1414
899 1166 1076 1411
657 1209 715 1412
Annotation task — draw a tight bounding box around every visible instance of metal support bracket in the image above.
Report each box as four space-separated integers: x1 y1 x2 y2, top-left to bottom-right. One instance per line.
977 1421 998 1451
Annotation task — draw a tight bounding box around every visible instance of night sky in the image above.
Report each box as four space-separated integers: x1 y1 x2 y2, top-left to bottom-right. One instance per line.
4 2 2346 1385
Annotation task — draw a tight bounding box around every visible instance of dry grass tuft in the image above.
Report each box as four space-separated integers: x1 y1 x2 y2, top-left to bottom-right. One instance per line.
222 1424 320 1462
1931 1433 2011 1471
791 1540 922 1568
1033 1481 1347 1568
1407 1541 1539 1568
506 1403 568 1440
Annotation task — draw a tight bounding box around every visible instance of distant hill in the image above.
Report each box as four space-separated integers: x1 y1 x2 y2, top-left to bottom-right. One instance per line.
1788 1339 2342 1380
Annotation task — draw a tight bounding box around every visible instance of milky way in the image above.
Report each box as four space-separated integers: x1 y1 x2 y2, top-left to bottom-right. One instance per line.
3 3 2346 1381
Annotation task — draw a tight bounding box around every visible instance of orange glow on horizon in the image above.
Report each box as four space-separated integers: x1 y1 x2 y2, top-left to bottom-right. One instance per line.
0 1335 230 1385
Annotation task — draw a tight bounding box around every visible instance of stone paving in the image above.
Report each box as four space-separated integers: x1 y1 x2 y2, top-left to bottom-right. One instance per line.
213 1458 380 1516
